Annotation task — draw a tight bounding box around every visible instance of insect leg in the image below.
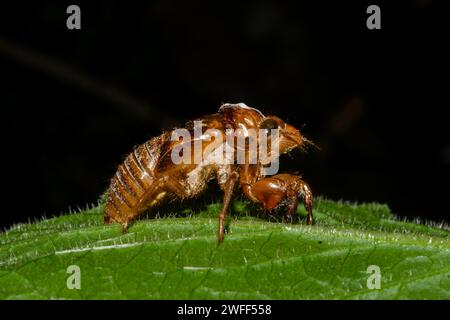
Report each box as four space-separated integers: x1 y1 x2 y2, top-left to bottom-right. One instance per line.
241 174 314 225
282 176 314 225
121 221 129 234
218 171 239 243
299 181 313 225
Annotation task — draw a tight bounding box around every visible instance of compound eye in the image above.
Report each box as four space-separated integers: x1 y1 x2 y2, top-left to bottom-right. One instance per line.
260 117 284 130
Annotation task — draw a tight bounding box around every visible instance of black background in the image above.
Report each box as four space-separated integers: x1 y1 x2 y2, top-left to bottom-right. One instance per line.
0 0 448 230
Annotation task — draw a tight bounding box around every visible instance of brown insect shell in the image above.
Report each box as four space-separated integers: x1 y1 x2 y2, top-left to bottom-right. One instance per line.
250 174 304 210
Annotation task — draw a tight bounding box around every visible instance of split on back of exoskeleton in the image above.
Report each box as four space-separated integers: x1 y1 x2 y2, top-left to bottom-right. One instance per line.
104 103 314 241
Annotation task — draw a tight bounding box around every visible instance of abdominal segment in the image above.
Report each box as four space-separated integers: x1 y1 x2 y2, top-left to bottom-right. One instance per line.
104 136 163 225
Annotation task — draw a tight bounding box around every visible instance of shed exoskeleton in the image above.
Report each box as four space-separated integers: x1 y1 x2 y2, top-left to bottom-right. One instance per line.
104 103 313 242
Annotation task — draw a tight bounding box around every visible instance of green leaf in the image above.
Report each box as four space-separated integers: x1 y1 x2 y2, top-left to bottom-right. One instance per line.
0 198 448 299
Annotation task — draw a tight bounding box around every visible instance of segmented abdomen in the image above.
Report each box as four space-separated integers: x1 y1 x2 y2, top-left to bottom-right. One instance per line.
104 135 163 223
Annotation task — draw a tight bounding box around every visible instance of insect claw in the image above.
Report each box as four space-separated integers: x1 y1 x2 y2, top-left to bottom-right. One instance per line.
121 221 129 234
302 193 313 225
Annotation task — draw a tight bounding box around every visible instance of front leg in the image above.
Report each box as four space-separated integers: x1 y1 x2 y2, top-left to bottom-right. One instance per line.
217 170 239 243
242 173 313 225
